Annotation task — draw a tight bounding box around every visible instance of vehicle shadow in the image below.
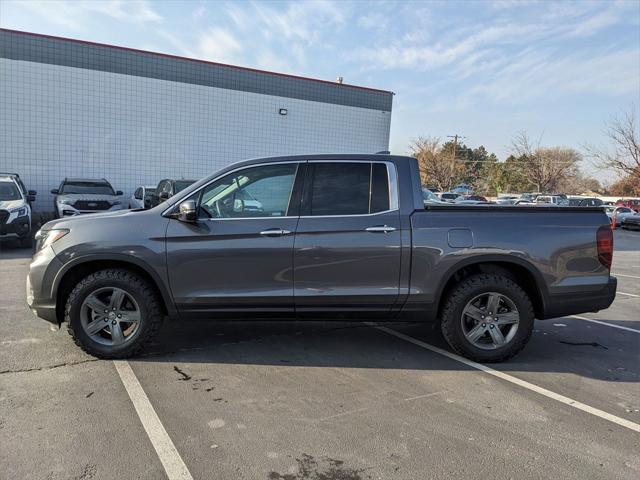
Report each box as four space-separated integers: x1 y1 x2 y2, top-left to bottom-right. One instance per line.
135 318 640 383
0 243 33 258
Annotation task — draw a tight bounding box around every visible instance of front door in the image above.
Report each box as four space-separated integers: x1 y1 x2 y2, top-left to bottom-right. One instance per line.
166 162 303 318
293 161 402 316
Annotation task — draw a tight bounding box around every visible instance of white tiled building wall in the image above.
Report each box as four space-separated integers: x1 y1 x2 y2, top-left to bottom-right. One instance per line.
0 58 391 213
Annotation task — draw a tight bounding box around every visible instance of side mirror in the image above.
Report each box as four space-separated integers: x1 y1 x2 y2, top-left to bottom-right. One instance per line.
233 198 245 213
178 200 197 223
116 190 123 196
159 192 170 200
50 189 59 195
27 194 36 202
28 190 37 196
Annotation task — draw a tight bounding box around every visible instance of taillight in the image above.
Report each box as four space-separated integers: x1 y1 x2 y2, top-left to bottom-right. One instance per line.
596 226 613 269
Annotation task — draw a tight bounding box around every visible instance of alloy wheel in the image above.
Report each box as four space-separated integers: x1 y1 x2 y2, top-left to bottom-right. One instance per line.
80 287 141 346
460 292 520 350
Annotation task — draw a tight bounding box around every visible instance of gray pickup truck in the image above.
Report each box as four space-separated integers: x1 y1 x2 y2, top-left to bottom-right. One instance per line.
27 154 616 362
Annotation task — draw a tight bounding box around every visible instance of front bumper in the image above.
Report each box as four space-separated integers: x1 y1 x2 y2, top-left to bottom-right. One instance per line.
542 276 617 319
0 216 31 238
26 247 64 324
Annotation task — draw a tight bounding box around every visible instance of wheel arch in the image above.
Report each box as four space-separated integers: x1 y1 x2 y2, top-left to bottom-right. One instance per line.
435 255 548 320
52 254 176 324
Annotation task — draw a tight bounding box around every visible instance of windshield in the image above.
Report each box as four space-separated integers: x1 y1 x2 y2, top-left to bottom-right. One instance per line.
61 181 115 195
174 181 195 193
0 181 21 201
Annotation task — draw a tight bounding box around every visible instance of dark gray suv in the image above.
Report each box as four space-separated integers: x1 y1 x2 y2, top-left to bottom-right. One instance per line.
27 154 616 362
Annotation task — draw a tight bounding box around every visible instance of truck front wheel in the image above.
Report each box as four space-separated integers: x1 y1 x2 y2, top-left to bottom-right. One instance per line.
440 274 534 363
65 269 163 359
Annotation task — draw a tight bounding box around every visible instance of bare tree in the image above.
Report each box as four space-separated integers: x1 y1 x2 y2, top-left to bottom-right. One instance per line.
409 137 466 191
510 132 580 193
586 106 640 180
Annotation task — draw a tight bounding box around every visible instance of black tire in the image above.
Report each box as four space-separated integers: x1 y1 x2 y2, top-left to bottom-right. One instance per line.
440 274 534 363
66 269 163 359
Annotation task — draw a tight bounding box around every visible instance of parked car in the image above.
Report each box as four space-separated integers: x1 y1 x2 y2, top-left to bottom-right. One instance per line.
51 178 123 218
535 195 569 206
605 206 635 224
569 197 603 207
422 188 447 205
0 172 36 206
149 179 196 207
521 193 541 202
129 186 156 209
451 183 473 195
0 174 36 247
455 195 488 203
28 154 616 363
495 195 519 205
621 212 640 230
439 192 461 202
615 199 640 212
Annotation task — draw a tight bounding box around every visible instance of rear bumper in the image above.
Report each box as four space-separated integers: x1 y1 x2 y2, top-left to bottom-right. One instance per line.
542 276 617 319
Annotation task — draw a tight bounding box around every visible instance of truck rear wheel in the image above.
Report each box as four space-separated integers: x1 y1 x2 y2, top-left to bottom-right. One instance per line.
65 269 163 359
440 274 534 363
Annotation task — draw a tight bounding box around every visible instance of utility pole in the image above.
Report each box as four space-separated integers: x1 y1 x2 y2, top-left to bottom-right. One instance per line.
447 134 465 161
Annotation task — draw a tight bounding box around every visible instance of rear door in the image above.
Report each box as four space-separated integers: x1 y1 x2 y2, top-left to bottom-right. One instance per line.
293 161 402 316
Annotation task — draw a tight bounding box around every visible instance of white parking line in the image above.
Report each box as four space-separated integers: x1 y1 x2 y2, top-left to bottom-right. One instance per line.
570 315 640 333
614 273 640 279
114 360 194 480
618 291 640 298
371 324 640 433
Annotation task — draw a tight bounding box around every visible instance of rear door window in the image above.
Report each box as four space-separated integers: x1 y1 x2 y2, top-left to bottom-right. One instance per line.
305 162 391 216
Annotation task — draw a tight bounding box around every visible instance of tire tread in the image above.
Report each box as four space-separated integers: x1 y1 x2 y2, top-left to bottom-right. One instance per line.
65 269 163 359
441 273 534 363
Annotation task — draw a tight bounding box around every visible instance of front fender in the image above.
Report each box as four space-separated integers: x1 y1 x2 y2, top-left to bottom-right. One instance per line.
51 253 178 319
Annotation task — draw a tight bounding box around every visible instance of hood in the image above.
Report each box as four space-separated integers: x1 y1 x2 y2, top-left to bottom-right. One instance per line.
57 193 120 203
43 208 133 230
0 199 25 211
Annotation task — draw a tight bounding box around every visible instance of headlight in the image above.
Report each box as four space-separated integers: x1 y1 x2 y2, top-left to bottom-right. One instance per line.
57 199 73 205
11 206 28 217
34 229 69 252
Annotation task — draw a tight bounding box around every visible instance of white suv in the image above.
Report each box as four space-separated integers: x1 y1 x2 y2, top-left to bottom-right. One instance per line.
52 178 124 218
0 174 35 248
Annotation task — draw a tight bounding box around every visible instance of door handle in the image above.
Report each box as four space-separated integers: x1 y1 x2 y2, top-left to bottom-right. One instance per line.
259 228 292 236
365 225 397 233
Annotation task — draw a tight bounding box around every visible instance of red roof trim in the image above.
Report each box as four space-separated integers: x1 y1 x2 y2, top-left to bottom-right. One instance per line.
1 28 393 95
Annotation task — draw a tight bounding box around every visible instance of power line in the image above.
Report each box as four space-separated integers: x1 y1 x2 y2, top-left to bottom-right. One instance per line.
446 134 466 162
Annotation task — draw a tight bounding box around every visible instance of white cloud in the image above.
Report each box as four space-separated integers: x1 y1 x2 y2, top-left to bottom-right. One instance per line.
196 27 243 63
455 47 640 106
357 12 388 30
10 0 163 29
89 0 163 23
251 0 346 45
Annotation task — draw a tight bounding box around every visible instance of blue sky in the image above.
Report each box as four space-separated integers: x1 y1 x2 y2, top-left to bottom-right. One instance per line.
1 0 639 179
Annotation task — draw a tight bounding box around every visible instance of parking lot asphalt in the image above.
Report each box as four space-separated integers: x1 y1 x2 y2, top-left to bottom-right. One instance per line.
0 229 638 480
